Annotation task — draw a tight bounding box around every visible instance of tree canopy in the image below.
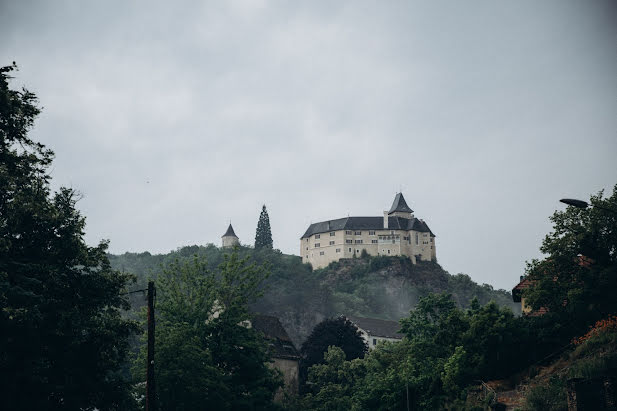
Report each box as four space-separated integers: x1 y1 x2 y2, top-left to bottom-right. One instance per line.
299 316 367 393
255 204 273 249
524 186 617 335
132 251 282 410
0 64 137 409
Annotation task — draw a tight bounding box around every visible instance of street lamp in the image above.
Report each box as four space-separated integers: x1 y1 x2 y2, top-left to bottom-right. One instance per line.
560 198 617 214
560 198 589 208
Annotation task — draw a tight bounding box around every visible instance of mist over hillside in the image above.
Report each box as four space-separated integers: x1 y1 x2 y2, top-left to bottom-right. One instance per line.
110 245 520 346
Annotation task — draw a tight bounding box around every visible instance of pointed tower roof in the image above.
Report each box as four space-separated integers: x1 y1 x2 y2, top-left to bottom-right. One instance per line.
222 223 238 238
388 192 414 214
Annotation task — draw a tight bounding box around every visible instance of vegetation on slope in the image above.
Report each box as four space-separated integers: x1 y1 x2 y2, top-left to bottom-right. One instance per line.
110 246 519 346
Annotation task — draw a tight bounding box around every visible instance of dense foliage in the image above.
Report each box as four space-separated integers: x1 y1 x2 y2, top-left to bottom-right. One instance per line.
525 186 617 341
255 205 273 249
301 317 367 366
111 248 518 346
0 64 137 409
299 317 367 392
132 251 282 410
300 293 552 410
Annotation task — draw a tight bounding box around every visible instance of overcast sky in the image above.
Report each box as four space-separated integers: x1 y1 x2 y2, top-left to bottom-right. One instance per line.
2 1 616 290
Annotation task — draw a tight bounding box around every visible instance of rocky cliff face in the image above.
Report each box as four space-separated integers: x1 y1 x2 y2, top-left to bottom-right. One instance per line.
252 256 520 347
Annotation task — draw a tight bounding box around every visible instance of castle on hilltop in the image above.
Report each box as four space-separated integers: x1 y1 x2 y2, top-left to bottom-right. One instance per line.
300 193 436 269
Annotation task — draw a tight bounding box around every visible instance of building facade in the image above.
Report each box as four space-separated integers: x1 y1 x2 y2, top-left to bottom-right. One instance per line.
300 193 436 269
249 315 300 401
345 315 404 349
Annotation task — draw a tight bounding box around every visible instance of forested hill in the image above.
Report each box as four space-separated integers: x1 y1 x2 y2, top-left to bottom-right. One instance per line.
110 245 520 346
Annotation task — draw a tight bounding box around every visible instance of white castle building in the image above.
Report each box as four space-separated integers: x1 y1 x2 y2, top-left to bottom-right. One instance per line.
300 193 436 269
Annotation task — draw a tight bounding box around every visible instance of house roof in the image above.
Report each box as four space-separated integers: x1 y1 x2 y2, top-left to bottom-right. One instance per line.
222 223 238 238
388 193 414 214
301 216 434 239
512 277 534 302
346 315 404 339
251 314 300 360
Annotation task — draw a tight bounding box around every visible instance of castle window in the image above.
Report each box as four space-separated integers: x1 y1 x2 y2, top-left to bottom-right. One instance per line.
306 247 308 250
349 248 352 252
315 234 320 239
369 230 375 235
346 240 352 244
345 230 352 235
388 250 391 254
315 243 320 247
373 338 377 346
355 240 363 244
329 241 335 245
371 239 378 244
330 232 335 236
319 251 324 256
415 233 419 245
354 231 362 235
336 248 341 253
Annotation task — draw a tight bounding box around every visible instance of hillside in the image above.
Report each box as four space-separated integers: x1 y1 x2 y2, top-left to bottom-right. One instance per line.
110 245 520 346
465 320 617 410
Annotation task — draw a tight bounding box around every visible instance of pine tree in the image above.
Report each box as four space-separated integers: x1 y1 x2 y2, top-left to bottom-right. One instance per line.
254 204 273 249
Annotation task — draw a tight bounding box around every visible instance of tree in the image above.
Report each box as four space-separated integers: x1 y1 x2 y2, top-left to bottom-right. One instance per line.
132 251 282 410
300 317 368 392
255 204 273 249
524 186 617 335
0 64 138 409
301 346 366 411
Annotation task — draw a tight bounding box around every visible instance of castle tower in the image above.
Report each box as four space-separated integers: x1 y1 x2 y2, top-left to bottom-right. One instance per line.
387 192 414 220
221 223 240 248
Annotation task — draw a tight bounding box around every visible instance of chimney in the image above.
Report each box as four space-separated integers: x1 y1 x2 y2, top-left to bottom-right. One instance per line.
383 211 388 229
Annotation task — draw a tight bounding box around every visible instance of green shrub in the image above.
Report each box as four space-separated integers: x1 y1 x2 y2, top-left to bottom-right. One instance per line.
368 256 393 271
524 377 567 411
569 352 617 379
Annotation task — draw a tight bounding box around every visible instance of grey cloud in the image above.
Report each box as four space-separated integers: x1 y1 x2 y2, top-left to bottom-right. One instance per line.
1 0 616 290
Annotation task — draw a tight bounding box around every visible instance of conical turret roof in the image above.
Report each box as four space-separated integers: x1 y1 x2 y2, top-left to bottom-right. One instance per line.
388 193 414 214
222 223 238 238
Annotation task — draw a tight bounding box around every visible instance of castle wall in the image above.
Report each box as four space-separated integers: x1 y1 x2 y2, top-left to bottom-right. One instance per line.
222 236 239 248
301 227 435 269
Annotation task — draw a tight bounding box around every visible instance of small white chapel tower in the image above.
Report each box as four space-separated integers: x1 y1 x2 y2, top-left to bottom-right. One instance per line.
221 223 240 248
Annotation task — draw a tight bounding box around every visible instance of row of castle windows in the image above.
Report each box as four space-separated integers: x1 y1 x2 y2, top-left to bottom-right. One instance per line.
311 230 417 242
311 233 431 249
307 247 402 259
315 237 425 248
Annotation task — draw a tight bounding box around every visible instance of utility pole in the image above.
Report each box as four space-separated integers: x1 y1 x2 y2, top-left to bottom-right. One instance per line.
146 281 156 411
406 383 410 411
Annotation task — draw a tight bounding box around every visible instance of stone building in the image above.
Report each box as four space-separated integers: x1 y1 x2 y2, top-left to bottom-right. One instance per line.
345 315 404 349
221 223 240 248
300 193 436 269
250 315 300 400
